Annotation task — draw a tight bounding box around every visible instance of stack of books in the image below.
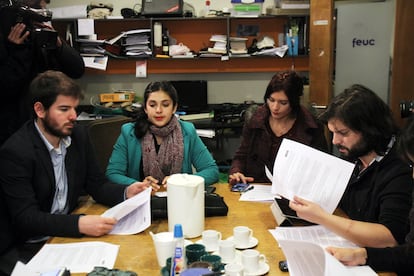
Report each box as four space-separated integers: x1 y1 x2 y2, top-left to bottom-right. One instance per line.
207 34 227 55
229 37 248 56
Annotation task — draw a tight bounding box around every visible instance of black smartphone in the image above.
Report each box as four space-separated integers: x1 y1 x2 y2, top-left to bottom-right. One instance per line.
230 183 249 192
279 260 288 272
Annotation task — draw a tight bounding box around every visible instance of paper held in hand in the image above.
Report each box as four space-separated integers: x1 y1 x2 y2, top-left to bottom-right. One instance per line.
271 138 355 214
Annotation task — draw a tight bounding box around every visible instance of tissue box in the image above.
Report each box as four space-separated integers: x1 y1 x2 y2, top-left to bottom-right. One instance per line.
231 0 264 17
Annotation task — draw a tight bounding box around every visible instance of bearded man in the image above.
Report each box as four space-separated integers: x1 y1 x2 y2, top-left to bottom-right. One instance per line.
289 84 413 249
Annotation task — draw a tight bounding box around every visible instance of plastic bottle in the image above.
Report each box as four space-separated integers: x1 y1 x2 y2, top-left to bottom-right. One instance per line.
204 0 211 17
162 29 169 55
170 224 186 275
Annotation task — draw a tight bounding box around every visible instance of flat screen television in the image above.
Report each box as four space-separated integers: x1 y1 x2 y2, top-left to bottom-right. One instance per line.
171 80 208 114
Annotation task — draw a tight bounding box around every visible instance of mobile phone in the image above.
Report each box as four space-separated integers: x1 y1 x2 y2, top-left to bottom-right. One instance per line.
231 183 249 192
279 260 289 272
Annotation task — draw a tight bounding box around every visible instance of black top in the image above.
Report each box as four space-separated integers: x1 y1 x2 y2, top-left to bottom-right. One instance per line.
339 147 413 245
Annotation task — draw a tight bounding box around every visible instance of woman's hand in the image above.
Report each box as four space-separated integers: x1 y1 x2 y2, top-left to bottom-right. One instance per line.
289 195 329 224
326 247 367 266
228 172 254 186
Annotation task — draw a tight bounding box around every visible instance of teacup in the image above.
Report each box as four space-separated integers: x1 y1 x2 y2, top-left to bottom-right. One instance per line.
186 243 206 264
200 254 222 272
202 229 222 251
233 226 253 248
224 263 244 276
219 239 236 263
241 249 266 273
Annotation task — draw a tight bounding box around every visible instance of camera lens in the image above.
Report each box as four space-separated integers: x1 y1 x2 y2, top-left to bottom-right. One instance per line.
400 100 414 118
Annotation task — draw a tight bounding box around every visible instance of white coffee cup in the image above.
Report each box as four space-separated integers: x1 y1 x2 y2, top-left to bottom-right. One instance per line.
233 226 253 248
151 232 175 267
219 239 236 263
224 263 244 276
241 249 266 273
202 229 222 251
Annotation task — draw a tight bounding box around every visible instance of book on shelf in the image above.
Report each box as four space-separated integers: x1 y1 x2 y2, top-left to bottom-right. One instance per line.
229 37 248 55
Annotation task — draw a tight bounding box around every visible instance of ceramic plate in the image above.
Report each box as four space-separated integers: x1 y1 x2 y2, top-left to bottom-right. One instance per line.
244 261 270 276
226 236 259 249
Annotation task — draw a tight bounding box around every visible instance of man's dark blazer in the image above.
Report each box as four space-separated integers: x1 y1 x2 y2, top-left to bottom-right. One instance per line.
0 120 127 248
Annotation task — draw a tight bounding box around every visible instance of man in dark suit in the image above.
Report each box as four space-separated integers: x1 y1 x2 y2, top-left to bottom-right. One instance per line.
0 70 157 275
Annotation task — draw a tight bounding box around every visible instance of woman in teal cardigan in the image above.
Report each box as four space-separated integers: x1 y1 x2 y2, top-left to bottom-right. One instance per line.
106 81 219 188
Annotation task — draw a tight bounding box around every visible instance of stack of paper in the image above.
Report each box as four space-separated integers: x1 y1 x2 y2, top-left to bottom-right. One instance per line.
229 37 248 56
270 225 376 276
208 34 227 54
105 29 152 58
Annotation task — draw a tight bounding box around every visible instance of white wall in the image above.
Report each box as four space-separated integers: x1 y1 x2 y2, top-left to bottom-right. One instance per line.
334 0 395 102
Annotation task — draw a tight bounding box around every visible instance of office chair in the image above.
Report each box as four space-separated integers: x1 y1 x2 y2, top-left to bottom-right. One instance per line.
87 115 132 172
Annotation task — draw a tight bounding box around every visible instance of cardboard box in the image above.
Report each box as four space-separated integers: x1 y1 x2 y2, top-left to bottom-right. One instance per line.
99 92 135 103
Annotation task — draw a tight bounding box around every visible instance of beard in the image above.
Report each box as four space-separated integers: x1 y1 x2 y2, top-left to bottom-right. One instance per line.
42 113 73 138
336 137 372 161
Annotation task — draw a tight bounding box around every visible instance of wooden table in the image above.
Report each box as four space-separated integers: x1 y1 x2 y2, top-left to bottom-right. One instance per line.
50 184 395 276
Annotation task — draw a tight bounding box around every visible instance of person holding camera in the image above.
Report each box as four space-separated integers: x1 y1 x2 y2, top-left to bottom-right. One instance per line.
0 0 85 146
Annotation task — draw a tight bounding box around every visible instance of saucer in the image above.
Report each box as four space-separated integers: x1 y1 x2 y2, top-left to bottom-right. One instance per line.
195 239 220 252
226 236 259 249
244 261 270 276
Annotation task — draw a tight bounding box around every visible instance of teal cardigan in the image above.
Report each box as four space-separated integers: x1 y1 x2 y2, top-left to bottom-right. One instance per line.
106 120 219 187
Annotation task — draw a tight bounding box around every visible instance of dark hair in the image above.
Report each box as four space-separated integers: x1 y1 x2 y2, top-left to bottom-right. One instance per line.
398 118 414 163
30 70 84 118
263 71 304 115
319 84 398 155
134 81 178 138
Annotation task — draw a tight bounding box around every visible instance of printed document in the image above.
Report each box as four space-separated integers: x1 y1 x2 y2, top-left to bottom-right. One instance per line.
271 139 355 213
101 187 151 235
26 241 119 273
270 225 357 248
239 184 274 202
277 239 377 276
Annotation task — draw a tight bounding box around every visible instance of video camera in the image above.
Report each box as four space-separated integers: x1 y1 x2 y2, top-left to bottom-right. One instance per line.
400 100 414 118
2 1 57 50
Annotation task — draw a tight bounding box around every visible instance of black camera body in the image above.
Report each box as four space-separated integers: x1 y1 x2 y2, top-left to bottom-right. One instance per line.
3 3 57 50
400 100 414 118
15 6 57 50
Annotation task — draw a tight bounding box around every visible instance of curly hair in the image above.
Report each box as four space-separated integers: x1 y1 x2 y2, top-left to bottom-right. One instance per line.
319 84 398 155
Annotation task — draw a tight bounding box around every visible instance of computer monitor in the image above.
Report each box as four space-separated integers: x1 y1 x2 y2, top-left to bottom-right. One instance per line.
171 80 208 114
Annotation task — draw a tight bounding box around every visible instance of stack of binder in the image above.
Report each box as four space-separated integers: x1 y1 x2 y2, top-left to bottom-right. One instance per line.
104 29 152 58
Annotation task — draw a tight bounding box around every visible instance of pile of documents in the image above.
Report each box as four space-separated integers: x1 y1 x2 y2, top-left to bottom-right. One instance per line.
229 37 248 56
105 29 152 58
207 34 227 55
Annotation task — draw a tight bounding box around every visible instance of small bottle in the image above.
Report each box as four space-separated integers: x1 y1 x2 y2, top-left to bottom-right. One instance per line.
206 0 211 16
170 224 186 275
162 29 169 55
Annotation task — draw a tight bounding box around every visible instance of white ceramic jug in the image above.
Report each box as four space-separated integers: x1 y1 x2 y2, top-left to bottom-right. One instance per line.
167 173 205 238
